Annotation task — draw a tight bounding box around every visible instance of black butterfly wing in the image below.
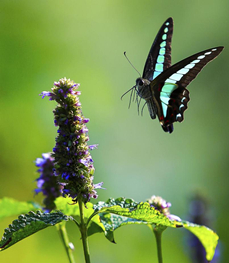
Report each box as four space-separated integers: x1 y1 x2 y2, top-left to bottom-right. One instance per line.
152 46 224 132
143 17 173 81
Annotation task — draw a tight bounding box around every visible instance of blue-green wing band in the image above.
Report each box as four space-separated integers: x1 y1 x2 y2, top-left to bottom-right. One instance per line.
143 17 173 81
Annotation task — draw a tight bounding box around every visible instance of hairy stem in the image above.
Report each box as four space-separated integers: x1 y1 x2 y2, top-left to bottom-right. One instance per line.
79 197 91 263
153 225 166 263
57 223 76 263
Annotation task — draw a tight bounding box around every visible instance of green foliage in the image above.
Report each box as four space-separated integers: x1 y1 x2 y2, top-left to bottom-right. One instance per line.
90 198 218 261
55 196 80 216
0 196 219 261
97 213 149 243
55 196 93 219
183 221 219 261
93 197 182 227
55 196 103 232
0 210 72 251
89 197 182 241
0 198 41 221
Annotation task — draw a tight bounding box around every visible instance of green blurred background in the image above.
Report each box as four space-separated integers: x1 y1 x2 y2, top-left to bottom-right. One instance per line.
0 0 228 262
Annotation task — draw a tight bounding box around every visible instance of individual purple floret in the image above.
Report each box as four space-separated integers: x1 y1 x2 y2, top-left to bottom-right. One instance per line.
35 153 62 211
148 195 181 221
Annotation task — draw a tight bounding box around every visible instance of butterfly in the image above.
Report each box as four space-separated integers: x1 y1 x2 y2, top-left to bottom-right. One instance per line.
124 17 224 133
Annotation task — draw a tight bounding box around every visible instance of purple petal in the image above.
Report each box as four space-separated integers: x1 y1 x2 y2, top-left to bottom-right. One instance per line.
83 118 90 123
167 214 181 222
79 159 88 166
94 182 104 189
89 144 98 150
40 91 53 99
54 81 61 87
35 158 45 167
42 153 51 159
37 179 45 188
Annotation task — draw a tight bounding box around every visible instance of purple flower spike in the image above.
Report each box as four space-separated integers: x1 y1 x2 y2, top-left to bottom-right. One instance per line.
41 78 102 205
34 153 61 211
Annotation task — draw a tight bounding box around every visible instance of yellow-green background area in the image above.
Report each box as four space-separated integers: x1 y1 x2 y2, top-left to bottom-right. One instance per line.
0 1 228 262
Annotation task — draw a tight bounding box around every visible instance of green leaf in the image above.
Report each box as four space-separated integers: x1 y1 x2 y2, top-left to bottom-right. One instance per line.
92 198 218 261
94 198 182 228
0 210 73 251
0 198 40 221
55 196 104 235
93 197 138 211
100 213 149 243
183 221 219 261
55 196 94 219
55 196 80 216
88 198 146 240
90 198 182 242
87 220 105 237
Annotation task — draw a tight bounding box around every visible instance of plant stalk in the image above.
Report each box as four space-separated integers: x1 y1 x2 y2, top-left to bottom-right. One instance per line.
57 223 76 263
79 197 91 263
153 226 166 263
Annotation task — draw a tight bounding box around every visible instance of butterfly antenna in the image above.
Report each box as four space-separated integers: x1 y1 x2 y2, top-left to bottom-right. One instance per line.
124 52 141 77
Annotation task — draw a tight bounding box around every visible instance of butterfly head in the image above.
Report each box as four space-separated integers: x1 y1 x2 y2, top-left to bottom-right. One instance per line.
136 77 151 100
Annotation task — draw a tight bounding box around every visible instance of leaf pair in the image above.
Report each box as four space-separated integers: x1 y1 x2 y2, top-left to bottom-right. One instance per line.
0 197 218 261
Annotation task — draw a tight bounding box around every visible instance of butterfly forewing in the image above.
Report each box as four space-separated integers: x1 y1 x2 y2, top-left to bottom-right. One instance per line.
153 47 224 132
143 17 173 81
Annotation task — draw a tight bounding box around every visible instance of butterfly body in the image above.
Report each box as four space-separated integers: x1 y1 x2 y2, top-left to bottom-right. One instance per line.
136 76 190 133
126 17 223 133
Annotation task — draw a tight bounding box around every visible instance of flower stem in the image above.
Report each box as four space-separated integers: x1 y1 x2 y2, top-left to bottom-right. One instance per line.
153 225 166 263
79 197 91 263
57 223 76 263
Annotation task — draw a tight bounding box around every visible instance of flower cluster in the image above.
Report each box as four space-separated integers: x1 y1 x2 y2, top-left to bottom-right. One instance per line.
148 195 181 221
35 153 61 211
40 78 103 204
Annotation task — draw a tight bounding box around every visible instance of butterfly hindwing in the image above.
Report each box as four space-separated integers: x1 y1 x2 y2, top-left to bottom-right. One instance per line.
143 17 173 81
